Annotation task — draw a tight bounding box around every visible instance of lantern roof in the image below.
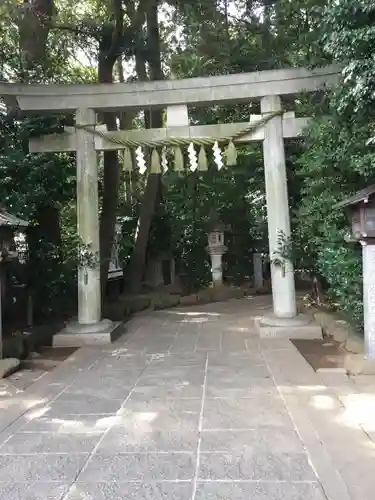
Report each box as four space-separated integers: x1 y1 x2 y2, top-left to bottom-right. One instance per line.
0 207 29 228
334 185 375 209
207 209 228 232
209 221 226 232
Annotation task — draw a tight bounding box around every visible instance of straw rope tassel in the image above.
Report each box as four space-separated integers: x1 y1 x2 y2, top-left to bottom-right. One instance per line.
123 147 133 171
150 148 162 174
198 145 208 171
161 147 168 173
174 146 184 172
225 140 237 166
135 146 147 174
212 141 224 170
188 142 198 172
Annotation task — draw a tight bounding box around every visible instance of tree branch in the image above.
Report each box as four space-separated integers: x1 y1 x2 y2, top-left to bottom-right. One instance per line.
126 0 153 32
51 23 101 39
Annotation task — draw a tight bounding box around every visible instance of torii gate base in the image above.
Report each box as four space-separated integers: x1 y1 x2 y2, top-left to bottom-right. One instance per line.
256 314 322 340
54 319 122 347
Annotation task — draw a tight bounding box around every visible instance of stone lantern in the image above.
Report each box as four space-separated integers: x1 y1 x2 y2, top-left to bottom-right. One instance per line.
206 219 227 286
335 185 375 363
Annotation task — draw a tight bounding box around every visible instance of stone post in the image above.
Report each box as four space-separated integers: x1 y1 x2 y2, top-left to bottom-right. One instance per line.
362 242 375 359
253 252 264 289
53 108 117 346
260 95 296 318
208 250 226 285
76 108 101 325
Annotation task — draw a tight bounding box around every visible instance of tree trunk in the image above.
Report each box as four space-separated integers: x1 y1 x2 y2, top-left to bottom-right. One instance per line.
18 0 55 69
127 1 164 293
98 53 120 297
27 204 62 318
35 204 61 248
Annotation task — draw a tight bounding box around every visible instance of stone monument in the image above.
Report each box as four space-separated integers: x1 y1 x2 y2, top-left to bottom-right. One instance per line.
253 252 264 289
206 219 227 286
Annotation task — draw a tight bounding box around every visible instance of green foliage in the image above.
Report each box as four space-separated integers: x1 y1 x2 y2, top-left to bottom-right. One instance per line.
321 0 375 116
317 237 363 329
270 230 294 277
292 0 375 330
0 114 75 210
295 114 375 329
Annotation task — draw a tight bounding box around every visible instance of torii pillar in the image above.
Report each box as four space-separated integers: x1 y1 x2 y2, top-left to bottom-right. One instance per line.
53 108 119 347
261 96 296 318
258 96 320 338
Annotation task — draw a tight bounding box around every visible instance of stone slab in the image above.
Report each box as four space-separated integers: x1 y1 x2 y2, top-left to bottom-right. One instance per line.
205 384 277 398
0 482 69 500
207 351 264 365
117 397 201 428
132 384 204 399
0 454 88 482
142 366 206 379
202 396 294 430
0 431 101 454
63 380 133 399
148 353 207 367
53 321 122 347
194 482 327 500
257 324 322 339
206 364 270 380
42 394 125 416
77 452 196 481
65 482 193 500
97 426 199 452
136 372 205 389
91 355 149 370
200 428 304 453
198 451 316 481
20 415 112 434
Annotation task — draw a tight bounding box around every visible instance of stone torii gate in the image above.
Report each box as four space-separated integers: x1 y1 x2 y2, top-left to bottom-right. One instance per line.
0 66 339 345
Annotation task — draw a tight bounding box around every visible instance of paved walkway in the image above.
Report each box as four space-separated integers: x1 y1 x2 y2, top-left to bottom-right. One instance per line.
1 297 375 500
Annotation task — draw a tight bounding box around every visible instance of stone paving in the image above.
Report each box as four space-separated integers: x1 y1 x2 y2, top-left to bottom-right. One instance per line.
0 296 375 499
